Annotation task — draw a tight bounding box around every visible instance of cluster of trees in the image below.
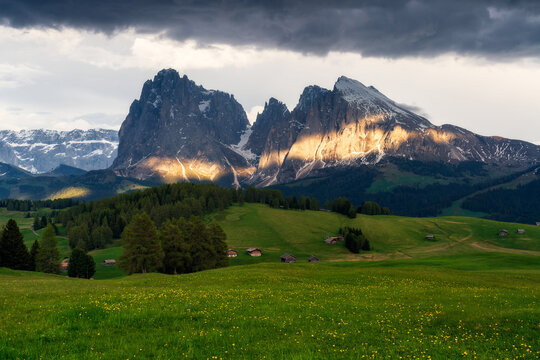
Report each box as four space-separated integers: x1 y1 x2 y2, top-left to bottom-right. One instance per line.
328 197 357 218
244 187 319 210
59 182 240 251
119 213 228 275
0 220 60 273
340 227 370 253
357 201 392 215
0 198 77 211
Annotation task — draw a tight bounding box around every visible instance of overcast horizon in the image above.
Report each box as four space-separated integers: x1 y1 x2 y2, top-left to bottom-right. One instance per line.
1 1 540 144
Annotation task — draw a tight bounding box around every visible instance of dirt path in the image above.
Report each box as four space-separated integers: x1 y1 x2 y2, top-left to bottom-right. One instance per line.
470 242 540 256
30 226 39 237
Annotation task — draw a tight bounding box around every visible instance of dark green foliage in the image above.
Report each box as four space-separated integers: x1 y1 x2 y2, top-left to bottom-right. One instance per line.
331 197 356 218
462 178 540 224
29 239 40 271
0 198 76 211
59 182 235 251
391 158 487 177
67 225 89 250
342 227 370 254
67 248 96 279
33 215 41 231
91 225 113 249
119 213 163 274
159 217 228 275
357 201 392 215
0 219 30 270
35 225 60 274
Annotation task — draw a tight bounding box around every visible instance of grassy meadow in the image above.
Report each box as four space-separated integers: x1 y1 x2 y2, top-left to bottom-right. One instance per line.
1 203 539 358
0 254 539 359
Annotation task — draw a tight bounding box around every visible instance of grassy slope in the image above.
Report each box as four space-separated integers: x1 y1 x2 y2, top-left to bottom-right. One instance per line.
0 254 538 359
212 204 540 265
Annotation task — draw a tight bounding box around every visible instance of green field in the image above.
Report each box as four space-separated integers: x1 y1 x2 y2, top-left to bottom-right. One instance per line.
0 253 538 359
212 204 540 264
1 204 539 358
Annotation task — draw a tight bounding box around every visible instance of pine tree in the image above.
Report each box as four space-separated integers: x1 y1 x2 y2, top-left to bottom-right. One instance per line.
36 224 60 274
159 218 190 274
207 223 229 269
119 213 163 274
29 239 40 271
67 248 96 279
33 215 41 231
0 219 30 270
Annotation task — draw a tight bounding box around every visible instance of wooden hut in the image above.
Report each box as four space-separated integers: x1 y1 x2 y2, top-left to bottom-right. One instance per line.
425 235 435 240
61 257 69 271
226 249 238 257
247 248 262 257
102 259 116 266
517 229 525 234
536 222 540 226
308 255 319 263
280 254 296 263
498 230 508 237
325 236 344 244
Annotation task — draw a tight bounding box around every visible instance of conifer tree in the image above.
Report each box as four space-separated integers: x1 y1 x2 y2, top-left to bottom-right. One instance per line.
29 239 40 271
33 215 41 231
159 218 190 274
119 213 163 274
36 224 60 274
67 248 96 279
0 219 30 270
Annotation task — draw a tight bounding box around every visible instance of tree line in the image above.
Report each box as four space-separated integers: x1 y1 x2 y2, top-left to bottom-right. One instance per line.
0 198 77 212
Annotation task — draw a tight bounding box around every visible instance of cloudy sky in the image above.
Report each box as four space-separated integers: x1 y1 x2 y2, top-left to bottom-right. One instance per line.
0 0 539 144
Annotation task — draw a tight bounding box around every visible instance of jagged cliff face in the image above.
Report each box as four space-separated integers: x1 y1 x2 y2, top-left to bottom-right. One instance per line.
112 69 254 185
112 70 539 187
0 129 118 174
245 76 540 185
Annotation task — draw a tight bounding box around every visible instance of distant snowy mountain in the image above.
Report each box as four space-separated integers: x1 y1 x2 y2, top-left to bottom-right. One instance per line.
0 129 118 173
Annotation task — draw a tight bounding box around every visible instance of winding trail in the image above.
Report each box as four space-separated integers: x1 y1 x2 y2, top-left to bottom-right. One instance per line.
469 242 540 256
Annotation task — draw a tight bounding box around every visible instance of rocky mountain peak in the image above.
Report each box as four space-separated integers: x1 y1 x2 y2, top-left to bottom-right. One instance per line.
113 69 253 186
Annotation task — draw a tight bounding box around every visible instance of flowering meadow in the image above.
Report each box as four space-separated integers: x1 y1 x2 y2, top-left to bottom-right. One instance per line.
0 253 538 359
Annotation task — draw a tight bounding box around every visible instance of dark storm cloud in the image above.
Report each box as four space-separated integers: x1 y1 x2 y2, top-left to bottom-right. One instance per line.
1 0 540 58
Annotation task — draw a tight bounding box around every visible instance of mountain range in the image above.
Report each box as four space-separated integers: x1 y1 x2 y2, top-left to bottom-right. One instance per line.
110 69 539 187
0 69 538 222
0 129 118 173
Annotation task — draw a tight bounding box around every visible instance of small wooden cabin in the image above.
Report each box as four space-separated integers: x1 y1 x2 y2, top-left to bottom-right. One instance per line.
498 230 508 237
325 236 344 244
308 255 319 263
102 259 116 266
425 235 435 240
536 222 540 226
517 229 525 234
226 249 238 257
61 257 69 271
247 248 262 257
280 254 296 263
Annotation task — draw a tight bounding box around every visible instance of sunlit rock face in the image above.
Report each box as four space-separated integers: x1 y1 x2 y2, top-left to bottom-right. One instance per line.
113 70 539 187
247 76 540 185
112 69 254 186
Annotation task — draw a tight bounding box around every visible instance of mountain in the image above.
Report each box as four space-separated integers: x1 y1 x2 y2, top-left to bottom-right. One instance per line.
244 76 540 185
112 69 255 186
110 69 540 221
0 162 32 179
0 129 118 174
43 164 87 177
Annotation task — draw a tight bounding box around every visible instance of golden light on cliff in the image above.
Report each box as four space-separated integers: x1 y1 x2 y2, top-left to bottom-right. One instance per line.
138 156 254 183
426 129 456 144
